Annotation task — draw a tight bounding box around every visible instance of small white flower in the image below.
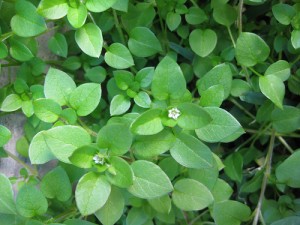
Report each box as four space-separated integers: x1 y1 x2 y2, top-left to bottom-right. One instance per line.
93 154 104 165
168 107 181 120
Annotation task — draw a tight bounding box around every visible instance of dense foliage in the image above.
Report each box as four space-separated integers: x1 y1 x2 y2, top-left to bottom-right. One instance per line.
0 0 300 225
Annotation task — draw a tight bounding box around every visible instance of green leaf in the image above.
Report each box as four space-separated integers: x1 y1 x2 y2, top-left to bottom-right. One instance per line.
189 29 217 57
105 156 134 188
104 43 134 69
271 106 300 133
11 0 47 37
259 75 285 109
148 195 171 214
126 207 149 225
235 32 270 67
224 152 243 183
166 12 181 31
48 33 68 58
40 166 72 201
95 187 125 225
200 85 224 107
69 145 99 168
65 219 97 225
211 179 233 202
69 83 101 116
97 124 132 156
75 23 103 58
134 91 151 108
0 42 8 59
110 94 131 116
197 63 232 99
276 150 300 188
37 0 68 20
85 0 117 12
29 125 91 164
271 216 300 225
75 172 111 215
114 70 134 90
85 66 107 83
0 94 22 112
9 37 35 62
172 178 214 211
265 60 290 81
44 67 76 106
0 173 17 214
159 157 180 181
133 129 175 159
212 200 251 225
195 107 244 143
128 160 173 199
230 80 251 97
291 30 300 49
177 103 212 130
67 4 87 28
170 132 213 169
185 7 207 25
272 4 296 25
128 27 162 57
213 4 237 27
16 185 48 218
0 126 12 147
151 56 186 100
33 98 62 123
130 108 164 135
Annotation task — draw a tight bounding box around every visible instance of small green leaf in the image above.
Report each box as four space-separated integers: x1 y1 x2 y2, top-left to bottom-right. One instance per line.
9 37 35 62
40 166 72 201
224 152 243 183
235 32 270 67
67 4 87 28
44 68 76 106
212 200 251 225
126 207 149 225
104 43 134 69
75 172 111 215
69 145 99 168
134 91 151 108
85 0 117 12
37 0 69 20
170 132 213 169
97 124 132 156
272 4 296 25
166 12 181 31
48 33 68 58
75 23 103 58
69 83 101 116
0 126 12 147
0 173 17 214
33 98 62 123
148 195 171 214
110 94 131 116
259 75 285 109
271 106 300 133
128 27 162 57
291 30 300 49
265 60 290 81
172 178 214 211
189 29 217 57
16 185 48 218
211 179 233 202
130 108 164 135
195 107 244 143
151 56 186 100
95 187 125 225
213 4 237 27
0 42 8 59
230 80 251 97
105 156 134 188
128 160 173 199
185 7 207 25
11 0 47 37
135 67 154 88
85 66 107 83
0 94 22 112
200 85 224 107
65 219 97 225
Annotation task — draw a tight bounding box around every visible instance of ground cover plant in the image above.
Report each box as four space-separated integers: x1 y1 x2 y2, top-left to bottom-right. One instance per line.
0 0 300 224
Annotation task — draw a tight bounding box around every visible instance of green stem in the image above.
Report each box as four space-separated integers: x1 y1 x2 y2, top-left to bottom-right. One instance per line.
189 210 208 225
88 12 96 24
252 130 275 225
157 10 169 53
112 9 126 45
250 123 272 147
290 54 300 67
245 128 300 138
229 97 256 120
227 26 236 48
238 0 244 35
248 67 262 77
0 31 13 42
190 0 199 8
77 118 97 137
277 136 294 154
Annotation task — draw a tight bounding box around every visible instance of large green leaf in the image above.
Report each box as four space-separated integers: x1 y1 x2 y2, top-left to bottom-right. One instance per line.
213 4 237 27
272 4 296 25
170 132 213 169
128 160 173 199
0 94 22 112
172 179 214 211
29 125 91 164
0 126 11 147
271 106 300 133
224 152 243 183
67 4 87 28
265 60 290 81
0 173 17 214
44 68 76 106
33 98 62 123
195 107 244 143
85 0 117 12
75 172 111 215
11 0 47 37
128 27 162 57
37 0 68 20
75 23 103 58
235 32 270 66
189 29 217 57
151 56 186 100
104 43 134 69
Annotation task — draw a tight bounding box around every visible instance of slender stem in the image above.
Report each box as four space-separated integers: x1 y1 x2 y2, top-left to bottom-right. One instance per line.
4 149 38 176
227 26 236 48
250 123 272 147
189 210 208 225
238 0 244 34
259 211 267 225
77 118 97 137
245 129 300 138
0 31 13 42
112 9 126 45
158 10 169 53
248 67 262 77
88 12 96 24
277 136 294 154
252 130 275 225
190 0 199 8
229 98 256 120
290 54 300 67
